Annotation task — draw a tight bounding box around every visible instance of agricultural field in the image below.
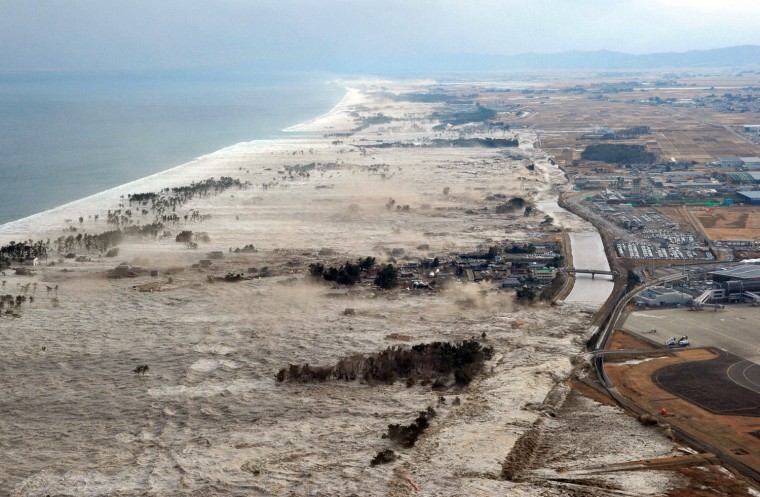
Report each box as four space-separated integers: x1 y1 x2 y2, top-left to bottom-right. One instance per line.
480 74 760 166
689 206 760 242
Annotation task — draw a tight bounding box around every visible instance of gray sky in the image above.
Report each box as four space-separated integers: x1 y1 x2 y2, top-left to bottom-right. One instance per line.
1 0 759 72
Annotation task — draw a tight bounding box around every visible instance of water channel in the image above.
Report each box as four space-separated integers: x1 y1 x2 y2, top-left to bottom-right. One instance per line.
537 199 614 308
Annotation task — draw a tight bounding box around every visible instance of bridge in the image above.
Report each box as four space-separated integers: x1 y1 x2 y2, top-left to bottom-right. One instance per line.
563 268 620 279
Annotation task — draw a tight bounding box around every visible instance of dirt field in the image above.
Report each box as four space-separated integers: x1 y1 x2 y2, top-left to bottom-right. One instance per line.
657 206 696 232
690 206 760 241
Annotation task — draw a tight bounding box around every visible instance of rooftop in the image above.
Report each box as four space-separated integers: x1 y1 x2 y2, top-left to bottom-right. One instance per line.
737 191 760 200
709 265 760 280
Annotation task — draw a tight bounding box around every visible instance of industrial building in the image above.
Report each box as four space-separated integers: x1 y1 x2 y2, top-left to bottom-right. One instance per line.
718 157 745 167
741 157 760 170
737 191 760 205
708 265 760 302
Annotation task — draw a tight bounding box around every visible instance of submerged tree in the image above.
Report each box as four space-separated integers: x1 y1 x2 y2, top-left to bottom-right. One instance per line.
374 264 398 289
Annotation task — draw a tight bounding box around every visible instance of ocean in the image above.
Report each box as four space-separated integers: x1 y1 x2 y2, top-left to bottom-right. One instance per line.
0 71 345 225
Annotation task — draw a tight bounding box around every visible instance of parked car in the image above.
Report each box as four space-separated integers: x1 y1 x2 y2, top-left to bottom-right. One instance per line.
665 335 689 347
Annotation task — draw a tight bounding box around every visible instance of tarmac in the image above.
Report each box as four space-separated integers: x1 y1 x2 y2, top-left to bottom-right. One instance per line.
622 304 760 363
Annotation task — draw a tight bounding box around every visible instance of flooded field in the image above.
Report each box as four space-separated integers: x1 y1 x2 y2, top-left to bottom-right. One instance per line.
1 82 687 496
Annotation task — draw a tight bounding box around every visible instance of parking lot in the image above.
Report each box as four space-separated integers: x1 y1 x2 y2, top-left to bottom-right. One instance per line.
614 240 713 260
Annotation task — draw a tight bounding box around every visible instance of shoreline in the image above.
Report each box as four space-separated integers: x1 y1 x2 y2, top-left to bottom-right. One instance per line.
281 84 352 132
0 79 346 230
0 86 358 239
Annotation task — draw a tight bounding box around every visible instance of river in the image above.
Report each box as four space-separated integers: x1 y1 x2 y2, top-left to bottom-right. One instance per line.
537 199 614 309
564 231 615 308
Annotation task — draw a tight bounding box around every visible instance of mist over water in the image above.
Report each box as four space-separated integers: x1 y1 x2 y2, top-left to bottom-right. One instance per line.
0 71 344 225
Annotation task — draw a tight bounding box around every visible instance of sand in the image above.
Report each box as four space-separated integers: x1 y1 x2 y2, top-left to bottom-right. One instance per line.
0 80 690 496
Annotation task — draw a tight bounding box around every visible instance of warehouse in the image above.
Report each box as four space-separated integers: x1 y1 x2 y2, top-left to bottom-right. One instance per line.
737 191 760 205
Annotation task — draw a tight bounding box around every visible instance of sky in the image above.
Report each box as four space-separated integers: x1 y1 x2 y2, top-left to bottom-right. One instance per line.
1 0 759 73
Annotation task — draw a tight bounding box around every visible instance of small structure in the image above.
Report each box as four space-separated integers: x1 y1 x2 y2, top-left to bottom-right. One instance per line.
636 286 692 307
501 277 522 288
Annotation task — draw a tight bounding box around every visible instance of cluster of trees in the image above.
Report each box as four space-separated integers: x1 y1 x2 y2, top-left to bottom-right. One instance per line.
495 197 528 214
0 294 28 310
600 126 651 140
51 222 165 255
387 406 437 448
276 340 494 387
385 199 410 212
0 240 48 266
360 113 394 127
175 231 194 243
366 137 519 149
126 177 249 221
370 449 397 466
626 270 641 292
230 244 256 253
387 92 466 104
581 144 656 164
309 257 377 286
432 103 497 127
281 163 317 179
374 264 398 289
505 244 536 254
515 286 537 302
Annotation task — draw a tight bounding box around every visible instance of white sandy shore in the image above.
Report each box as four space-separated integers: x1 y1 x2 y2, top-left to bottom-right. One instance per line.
1 81 684 496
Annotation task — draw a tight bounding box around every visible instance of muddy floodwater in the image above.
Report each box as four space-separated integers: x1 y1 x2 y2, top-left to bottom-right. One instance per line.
0 82 685 496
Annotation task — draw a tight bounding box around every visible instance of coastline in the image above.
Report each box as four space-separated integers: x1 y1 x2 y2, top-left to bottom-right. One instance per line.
0 75 347 227
0 86 359 242
281 84 354 133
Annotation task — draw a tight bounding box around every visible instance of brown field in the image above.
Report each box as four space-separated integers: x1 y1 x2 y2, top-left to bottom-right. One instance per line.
657 205 695 231
689 206 760 241
476 74 760 166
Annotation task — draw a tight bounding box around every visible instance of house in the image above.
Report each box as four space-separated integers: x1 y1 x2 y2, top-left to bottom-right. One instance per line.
501 277 522 288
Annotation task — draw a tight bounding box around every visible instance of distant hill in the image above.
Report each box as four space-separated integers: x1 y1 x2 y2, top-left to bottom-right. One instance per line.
359 45 760 75
491 45 760 71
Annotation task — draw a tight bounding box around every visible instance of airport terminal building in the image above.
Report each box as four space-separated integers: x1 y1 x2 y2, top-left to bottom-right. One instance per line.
708 265 760 301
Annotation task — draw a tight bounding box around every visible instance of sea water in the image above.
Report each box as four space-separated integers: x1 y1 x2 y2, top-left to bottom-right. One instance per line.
0 71 344 225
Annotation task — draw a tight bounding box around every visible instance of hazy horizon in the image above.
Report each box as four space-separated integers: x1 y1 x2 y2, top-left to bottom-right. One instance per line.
2 0 759 74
